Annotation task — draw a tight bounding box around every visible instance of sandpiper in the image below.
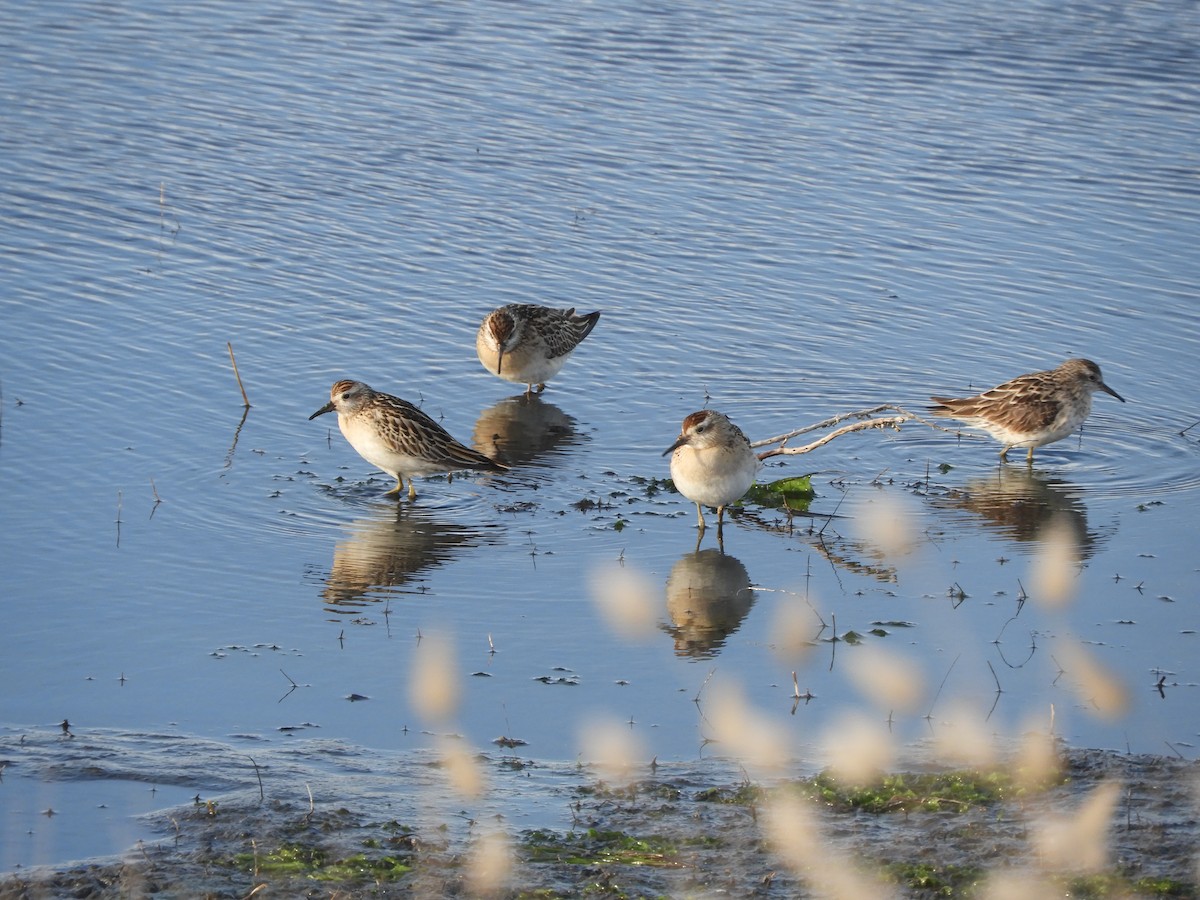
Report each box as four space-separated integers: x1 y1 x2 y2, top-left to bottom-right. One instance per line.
310 380 507 499
930 358 1125 464
476 304 601 394
663 410 760 533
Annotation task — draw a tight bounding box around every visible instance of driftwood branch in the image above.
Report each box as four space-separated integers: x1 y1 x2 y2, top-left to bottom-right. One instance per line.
751 405 911 448
756 415 908 459
752 405 962 460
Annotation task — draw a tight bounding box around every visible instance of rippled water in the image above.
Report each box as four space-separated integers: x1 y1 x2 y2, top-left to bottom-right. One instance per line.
2 0 1198 871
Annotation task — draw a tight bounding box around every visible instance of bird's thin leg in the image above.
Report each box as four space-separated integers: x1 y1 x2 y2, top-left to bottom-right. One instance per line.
407 480 418 501
695 503 706 532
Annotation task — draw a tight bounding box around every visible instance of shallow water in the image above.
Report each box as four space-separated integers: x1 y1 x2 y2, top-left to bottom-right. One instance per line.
2 0 1198 871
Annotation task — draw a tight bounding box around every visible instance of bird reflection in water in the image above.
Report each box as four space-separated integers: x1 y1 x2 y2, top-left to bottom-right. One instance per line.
933 466 1101 559
471 394 580 468
662 549 756 658
320 506 494 609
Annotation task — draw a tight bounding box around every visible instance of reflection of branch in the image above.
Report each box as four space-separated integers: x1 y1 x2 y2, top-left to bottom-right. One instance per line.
223 405 250 472
150 478 163 520
985 661 1004 722
736 509 899 583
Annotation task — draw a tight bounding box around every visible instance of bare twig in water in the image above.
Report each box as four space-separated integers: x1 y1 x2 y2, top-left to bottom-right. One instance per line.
278 668 299 703
925 653 961 720
247 755 264 802
693 667 717 704
987 660 1003 696
304 783 314 823
1179 419 1199 437
751 404 967 460
757 415 910 460
150 478 163 519
227 342 252 408
751 405 908 447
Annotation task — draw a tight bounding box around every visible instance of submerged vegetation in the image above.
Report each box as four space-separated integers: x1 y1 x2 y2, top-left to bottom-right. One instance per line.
744 474 817 512
232 842 412 882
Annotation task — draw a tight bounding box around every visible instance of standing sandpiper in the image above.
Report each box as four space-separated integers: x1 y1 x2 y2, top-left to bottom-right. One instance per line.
476 304 600 394
930 358 1125 464
663 410 760 534
310 380 507 499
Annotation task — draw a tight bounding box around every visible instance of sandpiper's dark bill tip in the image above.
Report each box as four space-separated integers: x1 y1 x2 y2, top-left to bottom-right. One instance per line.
309 402 335 420
1102 383 1126 403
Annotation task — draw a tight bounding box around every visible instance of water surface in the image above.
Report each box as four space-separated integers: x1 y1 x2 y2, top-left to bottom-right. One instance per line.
2 0 1198 871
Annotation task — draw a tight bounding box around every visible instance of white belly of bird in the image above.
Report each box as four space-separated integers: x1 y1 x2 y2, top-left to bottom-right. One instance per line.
496 345 570 385
340 415 450 477
671 446 758 509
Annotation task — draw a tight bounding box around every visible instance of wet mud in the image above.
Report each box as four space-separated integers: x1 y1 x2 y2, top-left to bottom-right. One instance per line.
2 741 1196 899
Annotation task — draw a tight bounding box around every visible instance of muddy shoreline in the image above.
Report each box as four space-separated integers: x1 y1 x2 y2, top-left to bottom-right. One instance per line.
2 747 1196 899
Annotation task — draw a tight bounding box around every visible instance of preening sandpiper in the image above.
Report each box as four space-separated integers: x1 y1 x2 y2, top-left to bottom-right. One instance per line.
476 304 600 394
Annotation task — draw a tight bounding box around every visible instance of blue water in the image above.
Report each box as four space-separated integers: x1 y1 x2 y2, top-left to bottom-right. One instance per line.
2 0 1199 871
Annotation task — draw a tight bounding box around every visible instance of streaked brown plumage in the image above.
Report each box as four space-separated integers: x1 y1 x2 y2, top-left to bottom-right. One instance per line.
476 304 601 394
310 380 507 499
930 358 1125 463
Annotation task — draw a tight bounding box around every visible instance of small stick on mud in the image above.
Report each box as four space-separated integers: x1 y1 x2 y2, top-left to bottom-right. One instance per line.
227 342 252 408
